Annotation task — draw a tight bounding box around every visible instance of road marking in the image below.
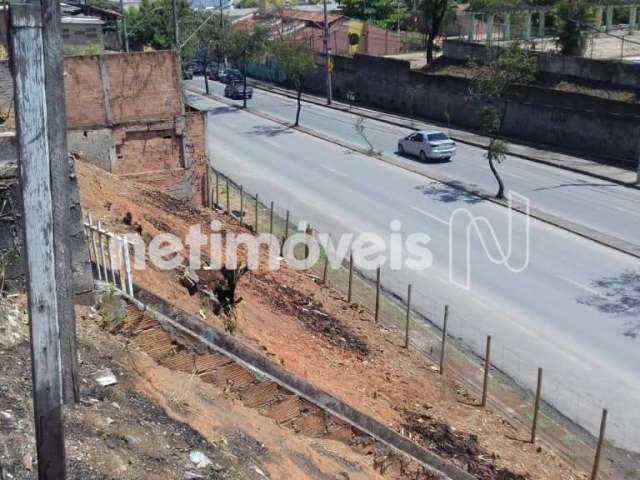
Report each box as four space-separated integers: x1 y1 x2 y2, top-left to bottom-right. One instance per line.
262 138 282 149
408 205 450 225
320 165 348 178
556 275 608 299
614 205 640 219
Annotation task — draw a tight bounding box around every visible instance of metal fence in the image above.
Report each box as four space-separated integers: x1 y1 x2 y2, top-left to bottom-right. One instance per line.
205 165 637 478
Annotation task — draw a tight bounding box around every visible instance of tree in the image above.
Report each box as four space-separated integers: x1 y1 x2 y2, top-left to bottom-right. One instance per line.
270 42 316 126
227 27 268 107
338 0 408 30
421 0 448 63
468 45 536 199
125 0 191 52
183 10 229 94
553 0 595 56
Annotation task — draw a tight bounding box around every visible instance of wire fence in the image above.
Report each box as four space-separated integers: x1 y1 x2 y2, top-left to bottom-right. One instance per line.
205 164 639 478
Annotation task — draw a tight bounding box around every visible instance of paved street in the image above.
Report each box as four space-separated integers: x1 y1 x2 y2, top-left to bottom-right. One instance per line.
186 77 640 249
186 89 640 452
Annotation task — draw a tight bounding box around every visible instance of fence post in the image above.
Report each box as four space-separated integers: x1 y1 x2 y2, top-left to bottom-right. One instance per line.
215 170 219 207
404 284 411 348
374 266 381 323
481 335 492 407
439 305 449 375
122 237 134 297
88 213 101 280
347 252 354 303
284 210 290 242
590 409 608 480
269 201 274 235
108 235 117 285
225 178 230 215
98 220 108 281
322 254 329 284
531 367 543 443
239 185 244 226
254 193 259 233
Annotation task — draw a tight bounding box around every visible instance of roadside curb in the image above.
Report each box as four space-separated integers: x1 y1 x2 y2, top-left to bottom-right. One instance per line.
248 80 640 191
186 86 640 260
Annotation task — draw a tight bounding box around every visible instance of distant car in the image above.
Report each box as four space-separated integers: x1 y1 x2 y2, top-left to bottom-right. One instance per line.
398 130 456 161
224 82 253 100
208 66 225 81
220 68 243 84
182 66 194 80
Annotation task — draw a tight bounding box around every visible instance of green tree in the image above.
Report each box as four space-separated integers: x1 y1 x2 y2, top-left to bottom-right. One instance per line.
338 0 407 30
421 0 448 63
270 42 316 126
468 45 536 199
125 0 191 52
182 10 230 93
553 0 595 55
227 27 268 107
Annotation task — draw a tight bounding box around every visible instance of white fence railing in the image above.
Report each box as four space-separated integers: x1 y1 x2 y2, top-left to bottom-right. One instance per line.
83 213 134 298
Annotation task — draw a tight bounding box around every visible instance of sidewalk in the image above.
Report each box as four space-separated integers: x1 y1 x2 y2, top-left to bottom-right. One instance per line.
248 79 639 188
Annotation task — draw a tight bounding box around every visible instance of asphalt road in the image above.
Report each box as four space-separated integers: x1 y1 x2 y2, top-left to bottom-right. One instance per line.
186 88 640 453
186 77 640 249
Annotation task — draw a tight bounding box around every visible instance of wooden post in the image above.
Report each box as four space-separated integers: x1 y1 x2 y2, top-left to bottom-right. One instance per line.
88 213 101 280
41 0 78 405
481 335 492 407
225 178 230 214
404 284 411 348
591 409 608 480
239 185 244 226
374 267 381 323
254 194 259 233
108 235 117 285
439 305 449 375
269 201 274 235
347 252 354 303
122 237 134 297
10 2 67 475
117 236 126 291
531 367 543 444
98 220 108 281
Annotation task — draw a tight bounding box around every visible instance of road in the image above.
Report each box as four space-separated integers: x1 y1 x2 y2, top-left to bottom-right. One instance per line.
186 77 640 249
186 89 640 453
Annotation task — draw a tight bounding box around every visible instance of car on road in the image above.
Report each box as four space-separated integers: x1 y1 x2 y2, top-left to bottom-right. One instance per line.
220 68 243 84
397 130 456 161
182 65 194 80
224 82 253 100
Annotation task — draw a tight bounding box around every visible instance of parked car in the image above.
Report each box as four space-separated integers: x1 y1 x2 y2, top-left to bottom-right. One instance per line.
397 130 456 161
224 82 253 100
220 68 243 84
208 65 225 81
182 65 194 80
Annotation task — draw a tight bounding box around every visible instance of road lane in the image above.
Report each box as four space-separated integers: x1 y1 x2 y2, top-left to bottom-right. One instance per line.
188 91 640 452
187 77 640 249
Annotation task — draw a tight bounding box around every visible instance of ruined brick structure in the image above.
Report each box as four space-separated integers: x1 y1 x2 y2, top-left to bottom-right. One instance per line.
1 50 207 205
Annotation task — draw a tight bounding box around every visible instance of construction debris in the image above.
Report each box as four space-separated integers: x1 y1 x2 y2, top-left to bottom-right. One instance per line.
92 368 118 387
179 265 249 315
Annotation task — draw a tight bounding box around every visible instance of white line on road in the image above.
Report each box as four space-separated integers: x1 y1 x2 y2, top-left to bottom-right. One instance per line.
556 275 608 300
614 205 640 219
320 165 348 178
408 205 450 225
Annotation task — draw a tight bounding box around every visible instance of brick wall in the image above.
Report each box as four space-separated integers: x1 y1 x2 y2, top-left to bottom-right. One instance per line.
1 50 181 129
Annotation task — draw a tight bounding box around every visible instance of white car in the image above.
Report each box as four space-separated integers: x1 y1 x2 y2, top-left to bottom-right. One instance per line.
398 130 456 161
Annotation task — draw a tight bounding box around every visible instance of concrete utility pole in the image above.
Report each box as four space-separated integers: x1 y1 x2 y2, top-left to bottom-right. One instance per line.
323 0 332 105
120 0 129 52
219 0 224 68
10 0 67 477
40 0 80 406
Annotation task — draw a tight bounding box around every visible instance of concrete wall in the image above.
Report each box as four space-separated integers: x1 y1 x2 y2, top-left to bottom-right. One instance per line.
257 52 640 165
68 128 116 171
443 39 640 90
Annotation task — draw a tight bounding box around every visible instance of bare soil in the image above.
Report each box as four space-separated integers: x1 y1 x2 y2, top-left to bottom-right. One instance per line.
75 159 590 480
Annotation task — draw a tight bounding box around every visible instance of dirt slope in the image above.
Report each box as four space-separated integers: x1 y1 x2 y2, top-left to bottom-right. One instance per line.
75 159 588 480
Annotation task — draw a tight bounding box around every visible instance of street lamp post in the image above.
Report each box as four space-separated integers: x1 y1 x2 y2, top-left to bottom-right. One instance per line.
323 0 332 104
